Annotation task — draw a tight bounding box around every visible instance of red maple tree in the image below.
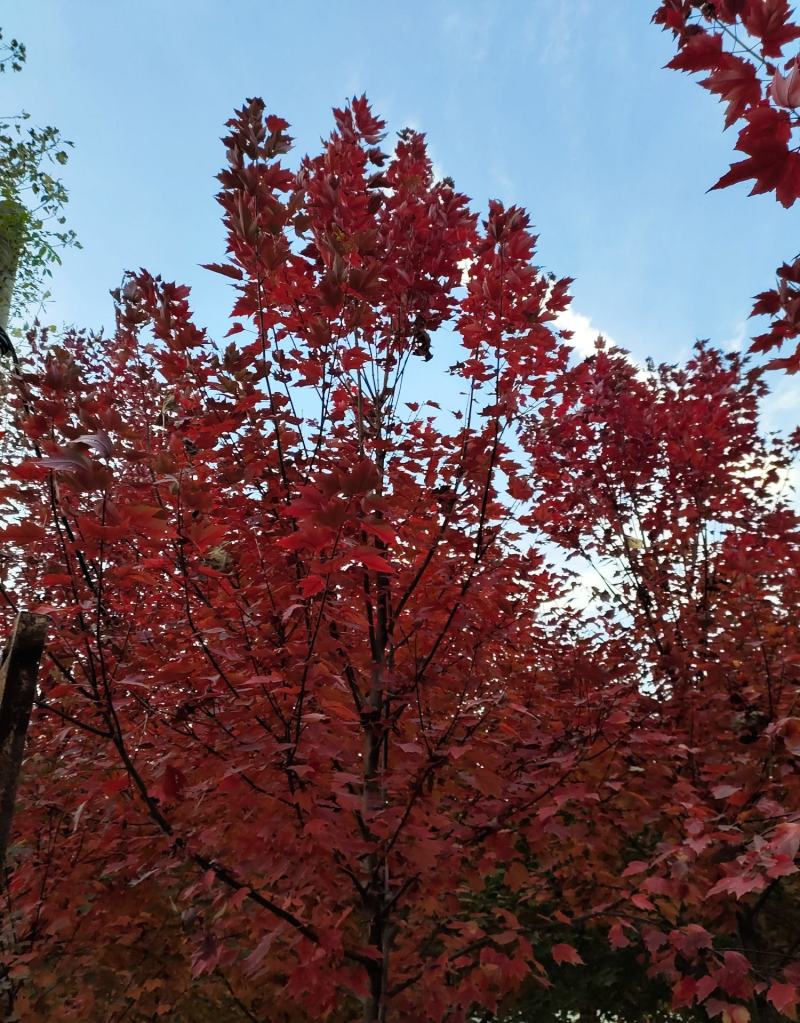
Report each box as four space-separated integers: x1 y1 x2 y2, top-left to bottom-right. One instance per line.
0 87 798 1023
1 98 599 1022
524 341 800 1023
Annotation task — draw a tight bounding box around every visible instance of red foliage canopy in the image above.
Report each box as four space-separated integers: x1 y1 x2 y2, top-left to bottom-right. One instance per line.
0 87 798 1023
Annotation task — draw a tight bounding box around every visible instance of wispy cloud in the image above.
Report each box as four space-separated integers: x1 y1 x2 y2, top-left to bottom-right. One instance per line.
523 0 591 77
440 3 497 63
723 319 748 353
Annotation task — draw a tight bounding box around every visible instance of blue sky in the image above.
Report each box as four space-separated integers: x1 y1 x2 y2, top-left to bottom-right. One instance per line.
4 1 798 395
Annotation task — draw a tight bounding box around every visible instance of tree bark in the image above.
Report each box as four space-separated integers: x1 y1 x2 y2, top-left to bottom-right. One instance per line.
0 612 48 869
0 198 26 331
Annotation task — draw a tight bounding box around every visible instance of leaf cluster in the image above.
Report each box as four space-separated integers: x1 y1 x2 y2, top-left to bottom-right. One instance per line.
0 26 79 322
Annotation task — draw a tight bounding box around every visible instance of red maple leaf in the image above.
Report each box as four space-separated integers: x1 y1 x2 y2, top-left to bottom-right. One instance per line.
712 105 800 206
666 31 724 72
743 0 800 57
551 943 584 966
767 981 799 1017
771 60 800 107
703 54 762 125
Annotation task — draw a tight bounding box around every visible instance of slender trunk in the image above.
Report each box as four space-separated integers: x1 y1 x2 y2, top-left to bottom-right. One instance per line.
737 908 781 1023
361 389 392 1022
362 640 389 1021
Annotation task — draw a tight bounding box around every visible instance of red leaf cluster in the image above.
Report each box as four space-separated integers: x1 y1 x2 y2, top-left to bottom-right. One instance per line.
654 1 800 371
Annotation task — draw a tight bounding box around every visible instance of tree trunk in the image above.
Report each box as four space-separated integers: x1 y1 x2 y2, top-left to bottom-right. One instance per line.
362 656 389 1023
0 612 48 868
0 198 26 331
360 406 393 1023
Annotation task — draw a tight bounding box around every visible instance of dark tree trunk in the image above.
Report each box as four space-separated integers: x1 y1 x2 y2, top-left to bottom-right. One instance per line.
0 612 48 868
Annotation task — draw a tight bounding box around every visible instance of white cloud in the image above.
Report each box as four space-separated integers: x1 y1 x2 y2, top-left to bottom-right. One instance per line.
723 319 748 353
455 264 622 365
491 166 515 204
733 448 800 512
760 375 800 435
555 307 615 359
544 563 601 612
769 460 800 509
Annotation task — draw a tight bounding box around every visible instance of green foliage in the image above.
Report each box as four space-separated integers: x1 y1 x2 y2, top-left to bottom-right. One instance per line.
465 869 694 1023
496 938 695 1023
0 31 25 74
0 27 79 320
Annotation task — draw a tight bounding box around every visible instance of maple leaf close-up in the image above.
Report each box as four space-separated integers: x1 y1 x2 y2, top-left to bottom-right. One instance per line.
0 3 798 1022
